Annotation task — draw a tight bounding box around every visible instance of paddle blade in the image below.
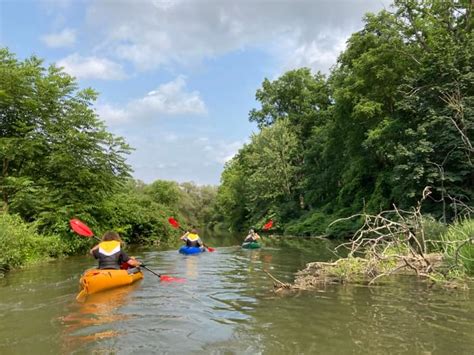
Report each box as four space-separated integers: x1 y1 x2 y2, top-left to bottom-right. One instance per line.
168 217 180 229
263 220 274 231
70 219 94 237
160 275 185 282
206 246 215 252
76 289 88 302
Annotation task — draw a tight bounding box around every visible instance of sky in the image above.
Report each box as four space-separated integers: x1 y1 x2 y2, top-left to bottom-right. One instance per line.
0 0 391 185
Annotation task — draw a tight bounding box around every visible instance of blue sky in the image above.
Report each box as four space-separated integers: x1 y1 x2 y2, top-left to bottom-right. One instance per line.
0 0 390 185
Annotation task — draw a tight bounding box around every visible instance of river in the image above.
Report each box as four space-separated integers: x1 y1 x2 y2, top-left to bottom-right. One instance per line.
0 234 473 354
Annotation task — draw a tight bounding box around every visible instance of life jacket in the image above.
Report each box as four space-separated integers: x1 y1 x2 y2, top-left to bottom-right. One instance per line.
185 233 201 247
97 241 122 269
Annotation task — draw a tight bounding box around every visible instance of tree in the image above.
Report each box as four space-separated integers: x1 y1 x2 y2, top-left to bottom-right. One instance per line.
216 0 473 234
0 48 132 232
249 68 331 143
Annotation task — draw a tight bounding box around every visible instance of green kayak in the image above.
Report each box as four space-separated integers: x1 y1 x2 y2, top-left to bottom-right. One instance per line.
242 241 261 249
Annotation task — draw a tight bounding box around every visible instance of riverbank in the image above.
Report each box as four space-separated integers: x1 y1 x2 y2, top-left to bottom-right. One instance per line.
0 214 75 276
269 218 474 292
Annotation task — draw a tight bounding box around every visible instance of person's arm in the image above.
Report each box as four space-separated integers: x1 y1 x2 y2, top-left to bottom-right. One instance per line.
180 232 189 240
255 233 261 240
121 251 141 267
90 244 100 256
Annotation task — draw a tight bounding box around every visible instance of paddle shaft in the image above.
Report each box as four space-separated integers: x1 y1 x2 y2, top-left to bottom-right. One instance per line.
141 265 162 278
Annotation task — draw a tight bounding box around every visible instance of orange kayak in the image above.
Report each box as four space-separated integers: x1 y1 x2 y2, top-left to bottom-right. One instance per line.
76 268 143 301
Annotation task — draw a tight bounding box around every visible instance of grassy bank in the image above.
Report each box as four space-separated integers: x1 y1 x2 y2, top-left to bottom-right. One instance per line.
0 214 88 276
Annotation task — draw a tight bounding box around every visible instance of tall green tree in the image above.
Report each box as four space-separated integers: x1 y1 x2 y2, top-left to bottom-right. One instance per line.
249 68 331 142
215 0 473 234
0 48 132 232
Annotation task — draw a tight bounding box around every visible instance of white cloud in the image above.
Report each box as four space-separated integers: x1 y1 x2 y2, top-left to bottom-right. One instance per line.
130 76 206 116
164 133 178 142
85 0 391 72
123 134 246 184
213 140 245 164
197 138 246 165
95 104 129 124
41 28 76 48
96 76 206 125
57 54 126 80
276 31 349 74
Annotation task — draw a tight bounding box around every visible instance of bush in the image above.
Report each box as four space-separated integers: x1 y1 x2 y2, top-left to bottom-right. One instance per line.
284 210 329 236
0 213 71 274
325 216 363 239
442 219 474 275
422 216 449 252
284 208 364 239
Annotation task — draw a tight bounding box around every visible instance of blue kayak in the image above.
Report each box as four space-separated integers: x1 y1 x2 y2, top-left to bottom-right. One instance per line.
179 246 205 255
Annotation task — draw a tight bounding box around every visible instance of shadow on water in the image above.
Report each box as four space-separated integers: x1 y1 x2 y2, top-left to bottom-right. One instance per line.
1 232 473 354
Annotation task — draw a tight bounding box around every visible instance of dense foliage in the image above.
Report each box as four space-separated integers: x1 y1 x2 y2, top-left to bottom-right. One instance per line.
0 49 217 271
99 179 217 245
215 0 473 236
0 213 72 275
0 48 132 233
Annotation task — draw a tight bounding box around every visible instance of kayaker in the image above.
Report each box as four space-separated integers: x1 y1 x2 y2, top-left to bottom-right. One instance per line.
90 231 141 270
180 228 204 249
244 228 260 243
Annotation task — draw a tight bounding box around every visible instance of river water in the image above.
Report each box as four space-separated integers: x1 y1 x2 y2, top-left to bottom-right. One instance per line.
0 234 473 354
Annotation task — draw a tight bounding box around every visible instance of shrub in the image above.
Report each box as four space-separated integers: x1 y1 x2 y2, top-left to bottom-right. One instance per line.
0 213 71 274
441 219 474 275
422 216 449 252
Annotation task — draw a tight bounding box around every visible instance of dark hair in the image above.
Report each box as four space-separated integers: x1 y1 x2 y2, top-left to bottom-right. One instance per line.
191 228 198 234
102 231 121 241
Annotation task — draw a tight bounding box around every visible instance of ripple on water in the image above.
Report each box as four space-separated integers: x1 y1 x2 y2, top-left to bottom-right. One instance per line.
1 242 474 354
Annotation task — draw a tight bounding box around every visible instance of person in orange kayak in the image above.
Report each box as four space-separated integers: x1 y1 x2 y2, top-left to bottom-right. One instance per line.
180 228 204 249
90 231 141 270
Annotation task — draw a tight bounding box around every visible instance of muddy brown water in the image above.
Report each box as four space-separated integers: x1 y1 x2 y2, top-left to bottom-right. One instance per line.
1 234 473 354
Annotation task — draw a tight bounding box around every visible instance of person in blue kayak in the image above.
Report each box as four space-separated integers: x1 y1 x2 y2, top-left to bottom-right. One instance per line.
90 231 141 270
244 228 261 243
180 228 204 249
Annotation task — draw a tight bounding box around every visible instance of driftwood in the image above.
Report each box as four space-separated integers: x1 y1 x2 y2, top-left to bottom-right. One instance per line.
272 187 471 292
264 271 292 293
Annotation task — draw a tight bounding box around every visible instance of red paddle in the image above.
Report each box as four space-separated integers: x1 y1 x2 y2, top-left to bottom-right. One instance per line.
69 219 185 282
168 217 215 252
262 219 274 231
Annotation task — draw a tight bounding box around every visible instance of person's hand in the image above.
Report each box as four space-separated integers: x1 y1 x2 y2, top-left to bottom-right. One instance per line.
128 258 141 267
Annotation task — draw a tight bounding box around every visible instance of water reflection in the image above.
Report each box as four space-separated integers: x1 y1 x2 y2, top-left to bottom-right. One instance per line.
60 283 141 353
185 256 199 279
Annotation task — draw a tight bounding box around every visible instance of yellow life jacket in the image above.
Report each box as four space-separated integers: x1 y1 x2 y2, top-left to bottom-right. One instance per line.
187 233 199 241
98 241 121 256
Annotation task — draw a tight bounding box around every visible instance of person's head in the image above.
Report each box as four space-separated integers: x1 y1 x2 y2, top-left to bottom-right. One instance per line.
102 231 121 241
191 228 198 234
249 228 255 234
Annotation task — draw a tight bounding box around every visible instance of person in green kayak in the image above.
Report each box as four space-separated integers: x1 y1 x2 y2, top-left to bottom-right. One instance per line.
244 228 261 243
90 231 141 270
180 228 204 249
